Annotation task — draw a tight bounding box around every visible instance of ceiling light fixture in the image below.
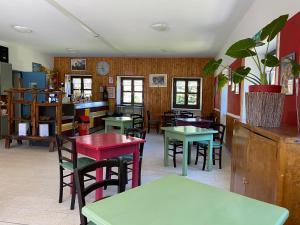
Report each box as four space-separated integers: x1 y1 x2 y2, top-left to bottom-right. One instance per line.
66 48 78 53
151 23 169 32
12 25 32 33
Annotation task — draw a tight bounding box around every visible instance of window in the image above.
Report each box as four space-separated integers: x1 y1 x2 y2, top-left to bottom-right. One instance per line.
121 78 144 105
173 78 201 109
71 76 92 98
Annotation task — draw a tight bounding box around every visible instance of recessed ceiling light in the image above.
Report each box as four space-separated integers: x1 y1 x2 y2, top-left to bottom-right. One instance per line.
12 25 32 33
66 48 78 53
151 23 169 32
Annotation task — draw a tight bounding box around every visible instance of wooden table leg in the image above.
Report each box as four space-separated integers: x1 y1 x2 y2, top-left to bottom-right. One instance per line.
95 154 104 200
182 139 188 176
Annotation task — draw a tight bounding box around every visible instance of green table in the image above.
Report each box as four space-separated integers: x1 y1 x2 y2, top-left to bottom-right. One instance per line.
82 175 289 225
103 117 133 134
161 126 217 175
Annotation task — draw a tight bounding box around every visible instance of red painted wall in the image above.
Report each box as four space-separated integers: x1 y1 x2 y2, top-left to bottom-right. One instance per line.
227 59 242 116
280 12 300 125
214 77 220 109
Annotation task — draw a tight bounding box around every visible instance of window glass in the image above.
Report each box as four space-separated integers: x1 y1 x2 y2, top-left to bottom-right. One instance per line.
72 78 81 89
121 78 144 104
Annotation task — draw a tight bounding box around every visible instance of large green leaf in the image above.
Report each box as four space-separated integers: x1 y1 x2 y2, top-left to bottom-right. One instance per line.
218 74 228 89
203 59 222 75
260 14 289 42
290 60 300 77
226 38 257 58
232 66 251 83
261 54 280 67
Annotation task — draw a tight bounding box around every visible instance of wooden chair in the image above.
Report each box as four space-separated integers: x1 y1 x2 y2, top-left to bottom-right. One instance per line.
56 135 95 210
105 128 146 186
74 160 126 225
195 124 226 170
131 113 144 129
146 110 160 133
162 111 176 127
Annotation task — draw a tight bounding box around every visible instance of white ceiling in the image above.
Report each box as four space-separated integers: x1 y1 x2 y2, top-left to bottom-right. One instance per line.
0 0 254 57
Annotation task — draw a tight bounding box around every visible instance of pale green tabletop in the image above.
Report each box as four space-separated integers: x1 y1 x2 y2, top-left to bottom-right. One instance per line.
103 117 133 134
82 175 288 225
161 126 218 175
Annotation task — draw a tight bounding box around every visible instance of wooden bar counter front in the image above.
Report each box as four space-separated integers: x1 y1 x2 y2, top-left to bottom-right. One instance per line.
231 122 300 225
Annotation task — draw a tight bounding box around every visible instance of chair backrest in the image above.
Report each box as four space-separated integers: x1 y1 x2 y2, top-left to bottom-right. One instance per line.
179 111 194 118
56 134 77 170
75 160 126 225
131 113 144 129
125 128 146 158
212 123 226 144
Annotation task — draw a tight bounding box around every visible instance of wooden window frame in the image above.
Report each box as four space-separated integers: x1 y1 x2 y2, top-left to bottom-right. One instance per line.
71 76 92 97
172 78 201 109
121 77 144 105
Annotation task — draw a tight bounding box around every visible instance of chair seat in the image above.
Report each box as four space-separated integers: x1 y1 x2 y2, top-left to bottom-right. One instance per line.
88 221 96 225
197 140 222 148
60 157 95 171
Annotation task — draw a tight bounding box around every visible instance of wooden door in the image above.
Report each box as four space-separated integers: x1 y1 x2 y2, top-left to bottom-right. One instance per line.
231 124 249 195
246 132 278 204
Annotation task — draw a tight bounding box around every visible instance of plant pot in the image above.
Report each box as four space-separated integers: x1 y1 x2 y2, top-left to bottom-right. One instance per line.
246 92 285 128
249 85 282 93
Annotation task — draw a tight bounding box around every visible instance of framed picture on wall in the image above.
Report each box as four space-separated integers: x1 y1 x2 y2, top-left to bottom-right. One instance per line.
107 86 115 99
108 76 114 84
235 83 239 94
71 58 86 71
231 82 235 92
280 52 295 95
149 74 167 87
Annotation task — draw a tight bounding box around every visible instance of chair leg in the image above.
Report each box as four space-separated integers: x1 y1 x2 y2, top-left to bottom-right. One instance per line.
195 144 199 165
59 167 63 203
104 166 111 190
156 123 160 134
202 148 207 171
173 144 176 168
219 147 222 169
213 148 215 165
70 175 76 210
148 124 150 133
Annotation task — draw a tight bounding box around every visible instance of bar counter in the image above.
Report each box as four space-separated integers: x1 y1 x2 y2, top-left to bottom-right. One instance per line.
61 101 108 135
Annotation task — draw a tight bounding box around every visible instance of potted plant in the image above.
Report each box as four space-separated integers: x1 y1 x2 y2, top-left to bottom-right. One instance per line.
203 14 300 127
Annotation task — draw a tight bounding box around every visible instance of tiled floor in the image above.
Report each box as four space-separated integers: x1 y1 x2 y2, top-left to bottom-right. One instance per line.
0 132 231 225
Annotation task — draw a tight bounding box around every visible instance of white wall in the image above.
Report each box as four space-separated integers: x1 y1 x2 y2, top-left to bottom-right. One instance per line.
217 0 300 65
0 40 53 71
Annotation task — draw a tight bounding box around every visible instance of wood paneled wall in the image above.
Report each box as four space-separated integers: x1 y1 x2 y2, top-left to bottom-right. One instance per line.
54 57 214 119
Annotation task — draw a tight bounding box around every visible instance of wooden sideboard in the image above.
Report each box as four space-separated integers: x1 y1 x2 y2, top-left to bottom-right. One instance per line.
231 122 300 225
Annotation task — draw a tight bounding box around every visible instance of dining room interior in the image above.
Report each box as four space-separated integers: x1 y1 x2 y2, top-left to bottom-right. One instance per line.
0 0 300 225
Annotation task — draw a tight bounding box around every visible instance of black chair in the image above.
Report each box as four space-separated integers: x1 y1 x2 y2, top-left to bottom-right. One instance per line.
56 135 95 210
195 123 226 170
146 110 160 133
74 160 126 225
162 111 176 127
179 111 194 118
105 128 146 186
131 113 144 129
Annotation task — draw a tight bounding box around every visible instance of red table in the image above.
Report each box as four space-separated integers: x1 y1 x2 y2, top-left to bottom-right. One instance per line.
76 133 145 199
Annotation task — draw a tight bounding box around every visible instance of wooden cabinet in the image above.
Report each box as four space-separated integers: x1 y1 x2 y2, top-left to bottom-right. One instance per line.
231 122 300 225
